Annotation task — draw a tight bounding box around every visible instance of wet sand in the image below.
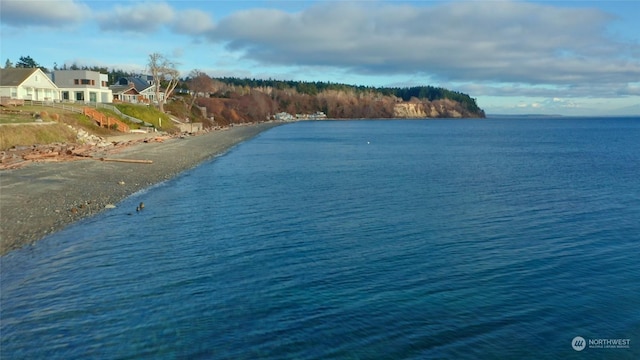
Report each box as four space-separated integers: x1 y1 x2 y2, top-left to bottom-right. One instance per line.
0 122 282 255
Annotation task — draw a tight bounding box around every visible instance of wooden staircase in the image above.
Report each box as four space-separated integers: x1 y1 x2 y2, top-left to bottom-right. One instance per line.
83 107 130 132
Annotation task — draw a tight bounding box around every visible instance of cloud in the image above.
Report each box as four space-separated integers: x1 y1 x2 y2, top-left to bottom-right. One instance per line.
95 2 175 33
0 0 90 27
172 9 215 35
458 80 640 99
204 0 640 96
94 3 215 36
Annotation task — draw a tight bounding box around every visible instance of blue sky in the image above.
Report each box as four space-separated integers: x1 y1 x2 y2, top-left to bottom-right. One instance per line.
1 0 639 115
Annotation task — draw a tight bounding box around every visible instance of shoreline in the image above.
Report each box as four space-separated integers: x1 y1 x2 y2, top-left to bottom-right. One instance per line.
0 122 282 256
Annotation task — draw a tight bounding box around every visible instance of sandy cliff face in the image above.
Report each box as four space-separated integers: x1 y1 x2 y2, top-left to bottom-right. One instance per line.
197 89 484 125
395 99 469 118
393 103 427 118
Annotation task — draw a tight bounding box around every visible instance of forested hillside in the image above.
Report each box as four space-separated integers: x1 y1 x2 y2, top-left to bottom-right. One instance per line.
191 78 485 125
3 57 484 126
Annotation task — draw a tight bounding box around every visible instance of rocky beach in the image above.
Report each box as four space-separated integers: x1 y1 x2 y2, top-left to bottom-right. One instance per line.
0 122 281 255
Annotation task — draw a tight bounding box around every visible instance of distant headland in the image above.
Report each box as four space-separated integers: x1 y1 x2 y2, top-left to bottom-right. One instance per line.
198 78 486 124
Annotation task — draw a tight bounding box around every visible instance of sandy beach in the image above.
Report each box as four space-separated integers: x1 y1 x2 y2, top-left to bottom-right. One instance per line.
0 122 282 255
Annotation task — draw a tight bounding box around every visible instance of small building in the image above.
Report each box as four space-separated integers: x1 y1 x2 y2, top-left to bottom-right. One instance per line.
0 68 60 102
110 76 164 104
275 112 295 121
176 122 203 133
309 111 327 120
51 70 113 103
295 111 327 120
110 84 141 103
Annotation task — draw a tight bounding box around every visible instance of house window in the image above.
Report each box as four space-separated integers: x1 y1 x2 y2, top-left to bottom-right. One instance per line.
81 79 91 85
74 79 80 85
76 92 84 101
89 92 97 102
11 88 17 97
101 81 107 87
62 91 70 100
91 80 95 86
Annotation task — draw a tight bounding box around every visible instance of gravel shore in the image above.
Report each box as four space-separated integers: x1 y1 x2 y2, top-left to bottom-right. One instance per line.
0 122 282 255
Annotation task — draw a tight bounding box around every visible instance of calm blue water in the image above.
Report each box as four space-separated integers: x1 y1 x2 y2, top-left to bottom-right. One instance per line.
2 118 640 359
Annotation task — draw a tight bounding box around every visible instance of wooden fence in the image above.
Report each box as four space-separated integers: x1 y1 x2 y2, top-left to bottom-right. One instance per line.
1 97 25 106
23 100 147 132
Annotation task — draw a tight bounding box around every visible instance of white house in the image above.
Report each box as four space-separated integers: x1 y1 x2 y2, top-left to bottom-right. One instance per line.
51 70 113 103
0 68 60 101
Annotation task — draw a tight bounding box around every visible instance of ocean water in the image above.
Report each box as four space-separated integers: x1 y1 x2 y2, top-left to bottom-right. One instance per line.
1 117 639 359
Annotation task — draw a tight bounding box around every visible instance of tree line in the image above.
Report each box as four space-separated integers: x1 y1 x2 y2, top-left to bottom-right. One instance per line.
213 77 482 114
3 55 482 116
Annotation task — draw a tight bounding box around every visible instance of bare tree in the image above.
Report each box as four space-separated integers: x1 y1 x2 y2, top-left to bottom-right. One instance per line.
147 53 180 113
186 69 214 111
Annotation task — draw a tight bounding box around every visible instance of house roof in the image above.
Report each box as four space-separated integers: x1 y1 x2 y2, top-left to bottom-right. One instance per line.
116 77 154 92
131 77 155 92
110 84 139 94
0 68 39 86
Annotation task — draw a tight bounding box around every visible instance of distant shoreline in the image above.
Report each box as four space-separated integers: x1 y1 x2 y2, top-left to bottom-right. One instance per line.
0 122 282 256
487 114 640 118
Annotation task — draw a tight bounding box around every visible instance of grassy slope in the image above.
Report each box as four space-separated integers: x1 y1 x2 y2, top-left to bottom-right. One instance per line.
0 103 175 150
114 103 175 131
0 123 77 149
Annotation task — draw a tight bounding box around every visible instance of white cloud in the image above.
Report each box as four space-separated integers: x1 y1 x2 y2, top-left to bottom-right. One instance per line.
95 2 175 33
172 9 215 35
0 0 90 27
93 3 215 36
203 1 640 98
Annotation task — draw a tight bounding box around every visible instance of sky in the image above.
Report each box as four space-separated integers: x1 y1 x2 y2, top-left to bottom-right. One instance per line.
1 0 639 116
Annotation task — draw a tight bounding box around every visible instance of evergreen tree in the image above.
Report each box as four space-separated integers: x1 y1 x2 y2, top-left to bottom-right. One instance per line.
15 55 49 72
16 55 39 68
4 59 13 68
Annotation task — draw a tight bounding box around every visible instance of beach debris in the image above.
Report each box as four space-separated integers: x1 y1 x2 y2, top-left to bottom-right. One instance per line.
118 181 125 185
0 137 152 169
100 158 153 164
22 152 60 160
0 126 208 170
105 204 116 209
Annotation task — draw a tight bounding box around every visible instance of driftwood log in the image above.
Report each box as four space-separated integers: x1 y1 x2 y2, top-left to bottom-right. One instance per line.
22 152 60 160
99 157 153 164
